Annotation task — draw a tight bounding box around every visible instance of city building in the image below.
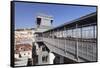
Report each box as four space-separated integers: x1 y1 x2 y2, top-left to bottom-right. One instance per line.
15 44 32 59
15 28 35 45
14 28 35 66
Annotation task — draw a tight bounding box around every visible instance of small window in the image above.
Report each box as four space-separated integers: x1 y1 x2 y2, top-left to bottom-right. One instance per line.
28 32 32 35
20 47 23 50
24 49 25 51
19 53 22 58
46 56 48 62
42 46 46 51
16 49 18 50
21 47 23 49
24 53 26 55
42 56 45 62
42 56 48 62
51 20 53 24
37 18 41 27
28 52 30 55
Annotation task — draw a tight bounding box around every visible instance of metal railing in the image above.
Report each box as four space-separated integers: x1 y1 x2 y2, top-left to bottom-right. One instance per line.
36 37 97 61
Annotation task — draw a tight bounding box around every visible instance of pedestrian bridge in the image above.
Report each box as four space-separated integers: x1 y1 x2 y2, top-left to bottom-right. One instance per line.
34 12 97 63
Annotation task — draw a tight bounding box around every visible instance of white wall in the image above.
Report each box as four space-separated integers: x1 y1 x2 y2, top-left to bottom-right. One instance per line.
20 51 32 58
0 0 99 68
37 15 53 26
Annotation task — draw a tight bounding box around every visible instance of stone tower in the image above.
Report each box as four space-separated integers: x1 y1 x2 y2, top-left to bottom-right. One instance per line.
32 14 53 65
35 13 53 32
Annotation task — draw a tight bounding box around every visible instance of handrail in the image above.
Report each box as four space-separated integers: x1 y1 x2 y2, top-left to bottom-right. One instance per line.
36 37 97 61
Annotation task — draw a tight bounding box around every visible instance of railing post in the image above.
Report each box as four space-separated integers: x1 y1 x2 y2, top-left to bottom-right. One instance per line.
75 24 78 60
41 33 43 41
53 30 55 46
92 25 95 60
81 27 83 58
57 29 59 48
64 27 66 53
95 25 97 61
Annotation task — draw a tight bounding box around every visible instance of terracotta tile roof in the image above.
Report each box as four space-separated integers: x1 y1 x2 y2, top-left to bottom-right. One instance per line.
15 44 32 54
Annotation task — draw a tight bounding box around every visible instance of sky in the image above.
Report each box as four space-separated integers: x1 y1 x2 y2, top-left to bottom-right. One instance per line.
14 2 96 29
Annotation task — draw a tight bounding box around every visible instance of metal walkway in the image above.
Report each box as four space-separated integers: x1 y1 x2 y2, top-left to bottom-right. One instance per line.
34 12 97 62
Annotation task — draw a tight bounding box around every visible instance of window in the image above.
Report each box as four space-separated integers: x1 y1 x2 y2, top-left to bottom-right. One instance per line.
24 49 25 51
19 53 22 58
16 49 18 51
42 56 48 62
28 53 30 55
45 56 48 62
19 47 23 50
51 20 53 24
28 32 32 34
37 18 41 27
42 46 46 51
24 53 26 55
42 56 45 62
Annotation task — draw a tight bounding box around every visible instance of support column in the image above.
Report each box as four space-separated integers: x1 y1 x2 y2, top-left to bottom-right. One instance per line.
53 54 64 64
59 56 64 64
